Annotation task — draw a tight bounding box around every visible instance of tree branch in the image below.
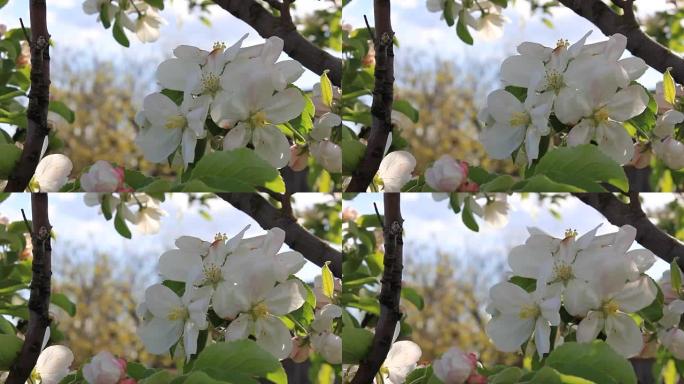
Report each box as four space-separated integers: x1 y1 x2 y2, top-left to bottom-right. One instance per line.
217 193 342 278
573 192 684 269
4 1 51 192
211 0 342 87
351 193 404 384
558 0 684 84
6 193 52 384
346 0 395 192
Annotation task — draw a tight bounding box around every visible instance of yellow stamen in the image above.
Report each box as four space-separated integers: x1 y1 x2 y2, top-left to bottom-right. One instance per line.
203 264 222 285
251 302 270 319
519 304 540 319
564 228 578 239
593 107 610 124
602 299 620 316
509 111 531 127
165 115 187 130
544 70 565 93
553 263 574 283
201 72 221 95
248 111 268 129
168 306 189 321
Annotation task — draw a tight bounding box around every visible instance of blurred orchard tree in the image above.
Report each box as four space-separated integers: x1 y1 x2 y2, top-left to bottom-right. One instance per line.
50 245 170 367
49 50 171 177
395 53 516 175
402 246 519 366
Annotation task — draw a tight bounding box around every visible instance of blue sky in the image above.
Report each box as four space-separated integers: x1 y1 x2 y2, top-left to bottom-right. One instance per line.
0 193 337 301
343 0 672 90
345 193 676 288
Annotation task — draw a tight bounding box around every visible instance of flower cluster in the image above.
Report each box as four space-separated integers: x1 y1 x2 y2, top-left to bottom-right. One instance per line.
82 0 165 43
426 0 506 41
136 36 306 169
486 224 657 357
651 78 684 170
480 31 649 165
136 227 309 360
84 192 166 234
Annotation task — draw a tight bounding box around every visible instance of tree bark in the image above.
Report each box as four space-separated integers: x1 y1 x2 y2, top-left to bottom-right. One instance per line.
6 193 52 384
4 0 51 192
558 0 684 84
345 0 395 192
351 193 404 384
217 193 342 278
211 0 342 87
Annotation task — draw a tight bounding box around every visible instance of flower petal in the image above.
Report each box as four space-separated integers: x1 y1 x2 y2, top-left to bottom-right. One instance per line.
255 315 293 360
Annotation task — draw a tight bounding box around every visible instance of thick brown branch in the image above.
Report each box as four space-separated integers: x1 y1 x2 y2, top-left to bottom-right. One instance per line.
351 193 404 384
4 1 51 192
217 193 342 278
346 0 395 192
6 194 52 384
211 0 342 87
558 0 684 84
574 192 684 269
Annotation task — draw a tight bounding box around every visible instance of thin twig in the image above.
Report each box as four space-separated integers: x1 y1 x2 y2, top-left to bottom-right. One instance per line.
18 18 31 45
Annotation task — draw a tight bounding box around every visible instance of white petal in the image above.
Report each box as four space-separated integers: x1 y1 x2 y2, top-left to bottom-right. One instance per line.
36 345 73 384
159 249 203 282
253 125 291 169
534 317 551 356
486 314 535 352
605 312 643 357
487 89 524 123
225 313 252 341
264 279 307 315
576 311 604 343
34 154 72 192
614 276 657 313
273 251 306 282
138 317 183 354
135 123 182 163
223 123 250 151
500 55 545 88
489 281 533 313
606 84 648 121
480 122 525 159
156 59 201 91
145 284 182 317
213 282 251 319
618 57 648 82
508 244 551 279
263 88 305 124
255 316 293 360
385 340 422 381
596 120 634 165
563 279 600 317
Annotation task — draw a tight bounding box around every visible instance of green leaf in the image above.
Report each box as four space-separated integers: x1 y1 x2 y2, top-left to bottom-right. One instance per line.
401 286 424 310
189 149 284 192
139 370 174 384
490 0 508 6
461 198 479 232
321 262 335 299
456 14 473 45
192 340 286 383
320 70 333 108
0 144 21 179
517 175 584 192
0 316 15 335
392 100 419 123
127 362 158 380
114 209 132 239
672 257 682 295
51 292 76 316
480 175 515 192
488 367 524 384
0 334 22 370
342 138 366 174
100 3 111 29
545 341 637 384
664 68 677 105
144 0 164 9
113 17 130 47
443 0 455 26
532 145 628 192
101 195 113 221
342 326 373 364
48 101 75 124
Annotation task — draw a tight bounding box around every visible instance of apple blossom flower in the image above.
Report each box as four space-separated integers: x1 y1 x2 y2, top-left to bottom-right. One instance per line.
432 347 476 384
380 340 422 384
486 281 560 357
310 304 342 364
576 276 657 357
122 2 165 43
135 92 209 168
655 80 684 113
288 145 309 171
314 275 342 308
121 194 166 234
310 113 343 173
629 143 651 169
290 337 312 363
137 281 210 361
472 194 509 228
29 154 73 192
479 89 551 162
425 155 468 192
82 0 119 22
29 328 74 384
660 328 684 360
80 161 125 193
312 82 341 117
376 151 416 192
82 351 126 384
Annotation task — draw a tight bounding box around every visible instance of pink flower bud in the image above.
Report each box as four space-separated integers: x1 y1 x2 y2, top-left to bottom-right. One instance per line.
433 347 474 384
83 351 125 384
629 143 651 169
289 337 311 363
341 207 358 222
288 145 309 172
80 161 125 193
458 181 479 193
425 155 468 192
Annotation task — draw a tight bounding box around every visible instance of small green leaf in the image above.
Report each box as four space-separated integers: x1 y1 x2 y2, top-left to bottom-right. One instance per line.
321 261 335 299
100 3 111 29
456 14 473 45
444 0 455 26
51 292 76 316
664 67 677 105
114 209 132 239
113 17 130 47
48 101 75 124
401 286 424 310
392 100 419 123
0 144 21 179
320 70 334 108
0 334 22 370
144 0 164 9
671 257 682 295
101 195 113 221
461 198 479 232
342 326 374 364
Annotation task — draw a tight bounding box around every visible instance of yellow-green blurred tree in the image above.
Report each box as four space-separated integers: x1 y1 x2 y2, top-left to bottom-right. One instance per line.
395 53 516 175
51 245 170 367
402 247 519 366
49 50 171 177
